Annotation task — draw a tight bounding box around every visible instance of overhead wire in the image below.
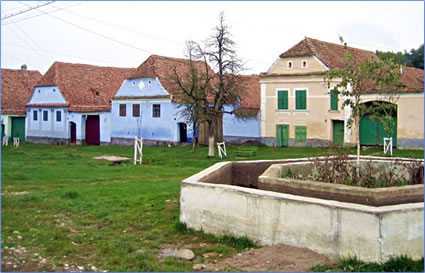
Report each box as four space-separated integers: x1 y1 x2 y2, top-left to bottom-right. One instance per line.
22 3 153 55
1 1 55 21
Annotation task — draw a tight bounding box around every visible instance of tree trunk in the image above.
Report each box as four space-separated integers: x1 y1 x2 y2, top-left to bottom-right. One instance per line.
355 116 361 177
192 123 197 151
208 120 215 157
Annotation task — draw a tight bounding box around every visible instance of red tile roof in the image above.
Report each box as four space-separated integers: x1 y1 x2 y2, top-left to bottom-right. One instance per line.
399 66 424 93
128 55 215 102
276 37 424 93
1 68 42 115
32 62 134 112
280 37 375 70
237 75 260 110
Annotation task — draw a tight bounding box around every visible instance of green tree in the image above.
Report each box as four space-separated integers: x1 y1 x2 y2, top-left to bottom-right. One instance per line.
325 37 402 165
377 44 424 69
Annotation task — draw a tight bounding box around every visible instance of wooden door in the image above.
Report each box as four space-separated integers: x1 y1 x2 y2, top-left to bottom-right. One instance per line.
70 122 76 143
276 124 289 147
85 116 100 145
332 120 344 145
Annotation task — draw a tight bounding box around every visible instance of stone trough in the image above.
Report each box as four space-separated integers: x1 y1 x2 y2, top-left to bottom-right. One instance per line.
180 156 424 262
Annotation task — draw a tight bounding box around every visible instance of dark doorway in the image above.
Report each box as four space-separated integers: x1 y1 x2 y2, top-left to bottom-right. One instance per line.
85 115 100 145
178 123 187 143
1 124 4 140
70 122 77 143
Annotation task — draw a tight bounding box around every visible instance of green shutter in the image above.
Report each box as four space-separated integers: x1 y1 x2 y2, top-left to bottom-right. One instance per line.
296 90 306 110
330 90 338 111
295 126 307 142
277 91 288 110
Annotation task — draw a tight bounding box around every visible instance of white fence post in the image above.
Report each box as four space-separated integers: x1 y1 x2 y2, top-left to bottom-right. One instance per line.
134 137 143 165
217 141 227 159
384 137 393 156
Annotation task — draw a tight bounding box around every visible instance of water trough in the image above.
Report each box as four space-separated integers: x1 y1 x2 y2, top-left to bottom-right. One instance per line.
180 156 424 262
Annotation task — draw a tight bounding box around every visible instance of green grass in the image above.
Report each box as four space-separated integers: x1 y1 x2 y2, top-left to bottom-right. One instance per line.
312 256 425 272
1 143 423 271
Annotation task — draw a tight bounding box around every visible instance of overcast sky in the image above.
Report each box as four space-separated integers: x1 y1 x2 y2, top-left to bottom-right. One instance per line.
1 1 424 75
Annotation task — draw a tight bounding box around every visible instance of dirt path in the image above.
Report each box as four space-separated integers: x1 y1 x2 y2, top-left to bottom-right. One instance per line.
201 244 332 272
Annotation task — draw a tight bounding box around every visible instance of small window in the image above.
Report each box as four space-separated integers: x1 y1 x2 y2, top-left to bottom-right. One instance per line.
295 90 307 110
132 81 136 87
95 91 99 96
133 104 140 117
152 104 161 118
33 110 38 121
119 104 126 117
295 126 307 142
56 111 61 122
53 88 56 92
287 61 293 69
43 110 48 121
148 80 152 85
277 90 288 110
302 60 307 68
330 90 338 111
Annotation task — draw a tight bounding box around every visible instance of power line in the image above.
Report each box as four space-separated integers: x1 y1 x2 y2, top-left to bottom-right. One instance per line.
57 7 184 47
13 23 54 62
1 2 85 27
26 4 153 55
1 1 55 21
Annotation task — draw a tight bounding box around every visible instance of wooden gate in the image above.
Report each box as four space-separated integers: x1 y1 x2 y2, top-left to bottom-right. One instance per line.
198 114 223 145
360 116 397 146
11 117 25 141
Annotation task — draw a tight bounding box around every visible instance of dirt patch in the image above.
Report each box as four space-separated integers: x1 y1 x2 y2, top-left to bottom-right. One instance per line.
201 244 332 272
1 191 29 196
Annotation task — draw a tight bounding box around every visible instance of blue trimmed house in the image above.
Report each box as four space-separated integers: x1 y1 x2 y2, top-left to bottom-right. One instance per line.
26 62 134 144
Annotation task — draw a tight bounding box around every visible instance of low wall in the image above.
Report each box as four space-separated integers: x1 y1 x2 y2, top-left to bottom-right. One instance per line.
180 159 424 262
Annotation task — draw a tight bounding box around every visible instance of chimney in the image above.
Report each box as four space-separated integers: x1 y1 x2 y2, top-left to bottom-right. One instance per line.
21 64 28 75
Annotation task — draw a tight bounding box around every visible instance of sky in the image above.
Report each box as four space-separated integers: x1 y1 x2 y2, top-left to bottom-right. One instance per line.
1 1 424 75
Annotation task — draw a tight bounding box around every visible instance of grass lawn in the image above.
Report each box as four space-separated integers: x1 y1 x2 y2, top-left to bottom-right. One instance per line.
1 143 423 271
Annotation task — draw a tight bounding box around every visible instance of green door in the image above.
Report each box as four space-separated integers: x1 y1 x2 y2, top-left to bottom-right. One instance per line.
360 116 397 146
332 120 344 145
276 124 289 147
11 117 25 141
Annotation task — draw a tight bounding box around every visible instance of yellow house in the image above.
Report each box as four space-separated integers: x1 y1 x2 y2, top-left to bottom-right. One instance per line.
259 37 424 149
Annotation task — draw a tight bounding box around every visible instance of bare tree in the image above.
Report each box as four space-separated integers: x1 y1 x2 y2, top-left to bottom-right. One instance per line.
203 11 245 156
172 11 245 157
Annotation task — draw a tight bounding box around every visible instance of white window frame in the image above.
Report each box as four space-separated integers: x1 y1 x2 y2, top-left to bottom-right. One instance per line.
301 60 308 69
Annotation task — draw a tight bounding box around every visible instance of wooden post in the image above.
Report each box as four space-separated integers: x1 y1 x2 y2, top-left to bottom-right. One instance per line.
134 137 143 165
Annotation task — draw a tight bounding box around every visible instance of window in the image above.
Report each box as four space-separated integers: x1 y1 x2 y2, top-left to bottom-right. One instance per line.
152 104 161 118
295 90 307 110
287 61 293 69
43 110 48 121
277 90 288 110
330 90 338 111
119 104 126 117
56 111 61 122
33 110 38 121
302 60 307 68
133 104 140 117
295 126 307 142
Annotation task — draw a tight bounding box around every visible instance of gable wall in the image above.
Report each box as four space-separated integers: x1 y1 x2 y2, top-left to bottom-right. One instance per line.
28 86 67 104
268 56 327 74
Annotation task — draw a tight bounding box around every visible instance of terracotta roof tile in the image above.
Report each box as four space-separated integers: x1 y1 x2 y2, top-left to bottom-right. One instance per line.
1 68 42 115
280 37 375 70
33 62 134 112
278 38 424 93
128 55 215 101
237 75 260 110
